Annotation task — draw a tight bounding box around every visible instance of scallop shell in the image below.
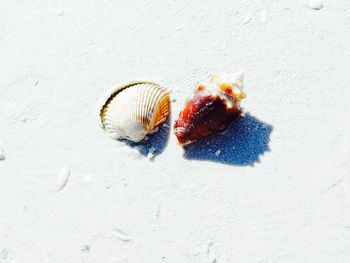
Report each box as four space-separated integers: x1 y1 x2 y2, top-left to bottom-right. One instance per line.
100 82 170 142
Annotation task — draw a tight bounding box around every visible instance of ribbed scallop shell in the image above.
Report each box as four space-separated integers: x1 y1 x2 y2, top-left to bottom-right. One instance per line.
100 82 170 142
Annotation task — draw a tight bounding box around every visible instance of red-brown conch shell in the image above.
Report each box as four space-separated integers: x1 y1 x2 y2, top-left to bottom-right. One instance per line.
174 73 246 145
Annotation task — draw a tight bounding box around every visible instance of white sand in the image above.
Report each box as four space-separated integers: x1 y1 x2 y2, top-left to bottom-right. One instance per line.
0 0 349 262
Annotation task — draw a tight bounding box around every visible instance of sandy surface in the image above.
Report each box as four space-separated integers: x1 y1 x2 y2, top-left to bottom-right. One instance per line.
1 0 350 262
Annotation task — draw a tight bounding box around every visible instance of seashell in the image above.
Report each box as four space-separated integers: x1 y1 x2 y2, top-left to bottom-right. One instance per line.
174 72 246 145
100 82 170 142
0 151 5 161
0 144 5 161
56 166 70 191
308 0 323 10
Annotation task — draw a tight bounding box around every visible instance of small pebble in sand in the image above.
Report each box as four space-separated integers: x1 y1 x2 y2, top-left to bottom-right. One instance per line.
308 0 323 10
147 146 156 159
207 241 214 254
80 244 90 253
243 12 252 24
112 228 131 242
0 151 5 161
215 150 221 156
0 143 5 160
56 166 70 191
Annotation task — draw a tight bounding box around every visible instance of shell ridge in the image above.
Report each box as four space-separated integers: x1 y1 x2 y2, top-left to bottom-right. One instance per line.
149 85 169 130
100 81 157 128
146 85 158 130
138 85 149 131
100 82 170 142
148 85 163 130
155 92 170 127
141 85 150 126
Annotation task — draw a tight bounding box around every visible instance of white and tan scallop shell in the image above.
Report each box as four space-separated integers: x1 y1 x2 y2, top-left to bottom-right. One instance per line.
100 82 170 142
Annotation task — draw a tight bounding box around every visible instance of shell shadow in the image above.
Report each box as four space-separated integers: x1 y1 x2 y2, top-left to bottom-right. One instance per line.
183 113 273 166
125 114 171 158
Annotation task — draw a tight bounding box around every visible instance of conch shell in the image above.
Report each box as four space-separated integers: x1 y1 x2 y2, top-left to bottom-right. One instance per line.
174 73 245 145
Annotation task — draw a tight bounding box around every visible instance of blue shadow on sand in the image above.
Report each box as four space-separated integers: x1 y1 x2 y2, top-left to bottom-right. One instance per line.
183 113 273 166
125 115 171 158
